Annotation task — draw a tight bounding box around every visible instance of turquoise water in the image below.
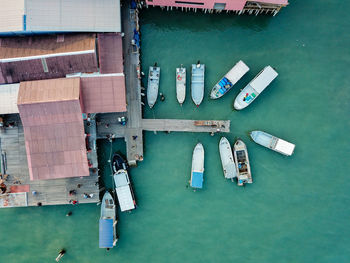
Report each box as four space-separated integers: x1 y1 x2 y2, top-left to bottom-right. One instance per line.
1 1 350 262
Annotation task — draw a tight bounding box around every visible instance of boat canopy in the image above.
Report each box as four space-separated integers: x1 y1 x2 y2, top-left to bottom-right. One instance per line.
275 139 295 156
191 171 203 188
250 66 278 93
114 171 129 187
225 60 249 84
99 219 114 248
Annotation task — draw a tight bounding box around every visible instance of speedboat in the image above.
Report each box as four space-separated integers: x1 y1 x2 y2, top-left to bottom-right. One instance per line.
176 65 186 105
190 143 204 189
219 137 236 180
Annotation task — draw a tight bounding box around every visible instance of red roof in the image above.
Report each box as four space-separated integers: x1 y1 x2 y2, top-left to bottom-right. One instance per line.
81 75 126 113
98 33 123 74
18 78 89 180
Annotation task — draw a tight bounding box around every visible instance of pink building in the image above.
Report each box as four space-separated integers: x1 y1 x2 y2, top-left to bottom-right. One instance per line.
145 0 288 14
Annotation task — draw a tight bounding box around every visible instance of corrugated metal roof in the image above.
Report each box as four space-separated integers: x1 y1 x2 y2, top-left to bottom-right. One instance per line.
0 34 96 60
99 219 114 248
98 33 124 74
0 0 25 33
80 75 126 113
18 78 80 105
17 78 89 180
0 83 19 114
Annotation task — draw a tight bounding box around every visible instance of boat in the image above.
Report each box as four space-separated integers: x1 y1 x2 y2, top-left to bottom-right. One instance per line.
194 120 226 129
233 66 278 110
147 64 160 108
191 62 205 106
190 143 204 189
250 131 295 156
210 60 249 99
219 137 236 180
112 153 128 174
99 191 118 249
113 169 136 212
176 65 186 105
233 139 252 186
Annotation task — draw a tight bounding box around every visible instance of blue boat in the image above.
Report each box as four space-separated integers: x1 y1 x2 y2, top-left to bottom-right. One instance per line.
190 143 204 189
210 60 249 99
99 191 118 249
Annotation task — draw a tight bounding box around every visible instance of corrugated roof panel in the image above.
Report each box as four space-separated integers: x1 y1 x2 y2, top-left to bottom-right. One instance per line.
98 33 124 74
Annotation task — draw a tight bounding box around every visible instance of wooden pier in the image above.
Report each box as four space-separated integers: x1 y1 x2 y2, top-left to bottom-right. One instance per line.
141 119 230 133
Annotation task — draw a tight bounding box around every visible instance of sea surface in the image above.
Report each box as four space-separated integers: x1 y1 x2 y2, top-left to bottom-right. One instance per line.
1 1 349 262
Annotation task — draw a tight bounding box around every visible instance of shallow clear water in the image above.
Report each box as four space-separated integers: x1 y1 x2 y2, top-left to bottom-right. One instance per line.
1 1 350 262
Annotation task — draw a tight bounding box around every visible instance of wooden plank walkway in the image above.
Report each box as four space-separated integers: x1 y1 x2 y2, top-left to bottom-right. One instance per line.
141 119 230 133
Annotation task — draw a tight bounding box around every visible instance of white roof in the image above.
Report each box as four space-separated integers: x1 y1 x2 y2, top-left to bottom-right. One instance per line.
0 0 25 33
0 84 20 114
275 139 295 156
250 66 278 93
225 60 249 85
114 171 129 187
0 0 121 33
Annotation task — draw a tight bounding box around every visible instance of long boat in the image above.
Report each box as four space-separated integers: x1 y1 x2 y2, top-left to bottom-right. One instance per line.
191 62 205 106
233 139 252 186
176 65 186 105
250 131 295 156
147 64 160 108
190 143 204 189
99 191 118 249
113 169 136 212
210 60 249 99
219 137 236 180
233 66 278 110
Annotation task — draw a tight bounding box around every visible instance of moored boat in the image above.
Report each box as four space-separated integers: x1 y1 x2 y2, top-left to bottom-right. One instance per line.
219 137 236 180
210 60 249 99
112 153 128 174
233 66 278 110
250 131 295 156
99 191 118 249
190 143 204 189
147 64 160 108
191 62 205 106
113 169 136 212
176 65 186 105
233 139 252 186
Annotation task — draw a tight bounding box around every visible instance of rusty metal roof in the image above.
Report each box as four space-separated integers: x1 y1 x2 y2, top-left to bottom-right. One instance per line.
0 34 96 60
98 33 123 74
80 75 126 113
17 78 89 180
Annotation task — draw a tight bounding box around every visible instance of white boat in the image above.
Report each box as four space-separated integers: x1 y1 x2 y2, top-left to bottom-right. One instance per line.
233 139 252 186
234 66 278 110
219 137 236 180
176 65 186 105
147 64 160 108
113 169 136 212
191 62 205 106
99 191 118 249
210 60 249 99
190 143 204 189
250 131 295 156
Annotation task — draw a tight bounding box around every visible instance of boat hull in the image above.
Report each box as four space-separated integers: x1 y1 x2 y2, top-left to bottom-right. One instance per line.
233 139 252 186
176 67 186 104
191 143 204 189
219 137 236 179
147 66 160 108
191 64 205 106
